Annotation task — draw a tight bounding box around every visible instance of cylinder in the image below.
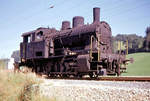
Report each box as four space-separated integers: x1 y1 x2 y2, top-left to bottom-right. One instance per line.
72 16 84 28
61 21 70 30
93 7 100 23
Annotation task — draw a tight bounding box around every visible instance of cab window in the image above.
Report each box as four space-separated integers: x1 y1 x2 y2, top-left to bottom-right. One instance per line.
23 35 31 43
36 31 43 39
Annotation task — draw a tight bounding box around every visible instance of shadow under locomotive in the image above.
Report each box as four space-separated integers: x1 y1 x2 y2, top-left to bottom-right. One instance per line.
20 7 132 78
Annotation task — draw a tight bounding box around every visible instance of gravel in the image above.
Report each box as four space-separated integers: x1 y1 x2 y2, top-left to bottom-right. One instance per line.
34 79 150 101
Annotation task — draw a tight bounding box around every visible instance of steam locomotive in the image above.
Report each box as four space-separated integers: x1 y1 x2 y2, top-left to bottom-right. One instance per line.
20 7 129 77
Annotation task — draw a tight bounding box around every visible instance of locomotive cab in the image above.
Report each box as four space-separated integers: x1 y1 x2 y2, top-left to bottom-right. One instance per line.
20 28 57 63
20 31 33 61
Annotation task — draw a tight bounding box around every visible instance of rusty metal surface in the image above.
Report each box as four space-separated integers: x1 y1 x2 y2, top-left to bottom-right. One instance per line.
61 21 70 30
93 7 100 23
46 76 150 82
72 16 84 28
99 76 150 81
22 27 57 37
56 23 97 38
20 7 131 76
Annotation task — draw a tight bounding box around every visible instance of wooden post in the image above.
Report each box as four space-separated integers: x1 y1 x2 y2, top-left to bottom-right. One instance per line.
126 39 128 55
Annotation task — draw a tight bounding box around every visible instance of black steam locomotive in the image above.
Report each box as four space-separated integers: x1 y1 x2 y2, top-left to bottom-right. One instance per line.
20 7 130 77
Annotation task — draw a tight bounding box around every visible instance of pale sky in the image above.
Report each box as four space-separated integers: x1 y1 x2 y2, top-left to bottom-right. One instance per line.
0 0 150 58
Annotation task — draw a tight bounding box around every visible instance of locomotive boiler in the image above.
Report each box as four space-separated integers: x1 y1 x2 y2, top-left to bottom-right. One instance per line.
20 7 129 77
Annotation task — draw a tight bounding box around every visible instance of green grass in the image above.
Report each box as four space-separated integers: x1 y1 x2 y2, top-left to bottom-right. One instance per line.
122 52 150 76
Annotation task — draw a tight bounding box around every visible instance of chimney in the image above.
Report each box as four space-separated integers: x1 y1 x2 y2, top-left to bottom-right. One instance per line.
61 21 70 30
72 16 84 28
93 7 100 23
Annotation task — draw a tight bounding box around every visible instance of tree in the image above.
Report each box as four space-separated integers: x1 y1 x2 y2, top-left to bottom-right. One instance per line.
145 26 150 51
113 34 144 53
11 50 20 62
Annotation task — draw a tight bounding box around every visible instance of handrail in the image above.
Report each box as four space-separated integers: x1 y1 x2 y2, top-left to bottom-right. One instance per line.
90 35 101 62
90 35 94 61
97 36 100 61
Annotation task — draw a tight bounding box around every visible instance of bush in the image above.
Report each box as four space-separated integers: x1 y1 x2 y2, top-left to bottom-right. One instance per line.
0 70 51 101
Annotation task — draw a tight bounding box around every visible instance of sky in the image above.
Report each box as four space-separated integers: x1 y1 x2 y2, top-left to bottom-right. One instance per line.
0 0 150 58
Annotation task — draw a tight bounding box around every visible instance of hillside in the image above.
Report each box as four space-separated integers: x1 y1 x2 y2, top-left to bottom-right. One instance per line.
122 52 150 76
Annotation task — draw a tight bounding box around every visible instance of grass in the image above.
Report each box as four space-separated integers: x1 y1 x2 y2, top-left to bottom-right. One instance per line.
0 60 7 69
0 70 53 101
122 52 150 76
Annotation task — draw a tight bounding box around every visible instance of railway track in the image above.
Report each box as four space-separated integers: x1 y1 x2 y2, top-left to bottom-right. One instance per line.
45 76 150 82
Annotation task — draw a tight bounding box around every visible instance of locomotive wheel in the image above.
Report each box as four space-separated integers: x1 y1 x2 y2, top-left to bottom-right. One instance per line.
93 72 98 78
62 74 68 78
89 72 93 78
49 74 55 77
116 63 120 76
77 74 83 78
112 61 116 72
45 62 53 76
89 72 98 78
36 66 40 73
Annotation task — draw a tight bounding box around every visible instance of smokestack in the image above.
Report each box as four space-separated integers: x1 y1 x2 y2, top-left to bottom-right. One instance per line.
61 21 70 30
72 16 84 28
93 7 100 23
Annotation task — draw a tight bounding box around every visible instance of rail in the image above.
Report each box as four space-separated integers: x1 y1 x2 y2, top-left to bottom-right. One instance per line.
45 76 150 82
